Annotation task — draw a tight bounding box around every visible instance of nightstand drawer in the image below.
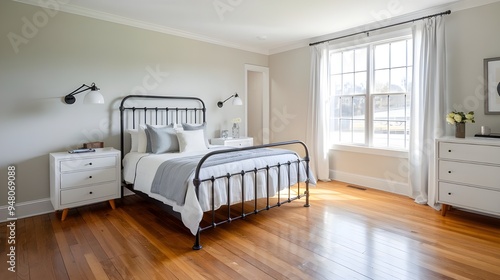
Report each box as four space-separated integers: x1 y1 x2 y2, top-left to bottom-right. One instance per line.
60 182 118 205
211 137 253 147
438 182 500 214
60 156 117 172
61 168 117 189
438 160 500 190
439 142 500 164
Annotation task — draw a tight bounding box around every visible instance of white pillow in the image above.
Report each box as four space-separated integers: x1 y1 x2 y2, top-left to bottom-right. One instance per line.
137 125 148 153
182 122 209 148
177 129 208 153
126 129 139 153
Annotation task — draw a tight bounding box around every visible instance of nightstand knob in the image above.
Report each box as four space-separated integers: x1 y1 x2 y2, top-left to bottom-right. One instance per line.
448 192 452 195
89 162 93 165
89 176 93 179
448 171 451 174
448 150 451 152
89 191 93 194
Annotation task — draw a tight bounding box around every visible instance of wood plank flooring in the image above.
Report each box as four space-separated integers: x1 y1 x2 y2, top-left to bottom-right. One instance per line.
1 181 500 279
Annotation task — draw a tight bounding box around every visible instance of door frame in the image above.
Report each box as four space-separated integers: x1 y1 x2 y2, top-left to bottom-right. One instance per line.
244 64 270 144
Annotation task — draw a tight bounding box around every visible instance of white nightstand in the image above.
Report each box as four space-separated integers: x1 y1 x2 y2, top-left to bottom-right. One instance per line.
211 137 253 147
49 148 121 221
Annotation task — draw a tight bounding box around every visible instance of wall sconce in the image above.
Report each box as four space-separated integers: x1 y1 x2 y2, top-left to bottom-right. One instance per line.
217 93 243 108
64 82 104 104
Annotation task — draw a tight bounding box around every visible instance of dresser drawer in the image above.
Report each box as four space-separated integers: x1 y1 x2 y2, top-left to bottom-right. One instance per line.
438 182 500 214
438 160 500 190
439 142 500 165
61 168 117 189
60 182 119 206
60 156 117 172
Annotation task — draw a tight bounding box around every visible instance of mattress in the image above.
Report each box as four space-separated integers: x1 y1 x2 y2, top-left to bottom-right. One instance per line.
122 147 312 235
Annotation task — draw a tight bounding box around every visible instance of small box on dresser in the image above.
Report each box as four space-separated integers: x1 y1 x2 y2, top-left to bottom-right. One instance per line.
50 148 121 221
436 137 500 217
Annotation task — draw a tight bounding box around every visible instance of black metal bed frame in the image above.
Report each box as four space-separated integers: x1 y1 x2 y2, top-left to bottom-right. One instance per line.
119 95 311 250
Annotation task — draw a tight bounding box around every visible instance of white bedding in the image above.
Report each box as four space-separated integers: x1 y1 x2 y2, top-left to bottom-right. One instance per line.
123 148 312 235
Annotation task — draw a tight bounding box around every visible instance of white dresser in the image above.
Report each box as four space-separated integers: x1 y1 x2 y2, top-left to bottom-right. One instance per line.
50 148 121 220
436 137 500 216
211 137 253 147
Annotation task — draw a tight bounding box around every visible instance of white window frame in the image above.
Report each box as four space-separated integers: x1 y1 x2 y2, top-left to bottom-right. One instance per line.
328 31 412 157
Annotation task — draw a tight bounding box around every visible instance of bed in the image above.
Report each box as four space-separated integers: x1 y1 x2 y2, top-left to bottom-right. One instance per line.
120 95 314 250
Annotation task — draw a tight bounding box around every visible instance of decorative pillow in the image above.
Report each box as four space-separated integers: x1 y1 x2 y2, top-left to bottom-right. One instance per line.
177 129 208 153
145 124 178 154
137 125 148 153
181 122 209 148
126 129 139 153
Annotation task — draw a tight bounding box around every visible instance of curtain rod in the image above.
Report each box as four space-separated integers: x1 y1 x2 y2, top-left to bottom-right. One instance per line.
309 10 451 46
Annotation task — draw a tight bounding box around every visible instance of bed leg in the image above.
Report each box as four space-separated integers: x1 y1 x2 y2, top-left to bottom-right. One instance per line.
192 229 202 250
304 182 310 207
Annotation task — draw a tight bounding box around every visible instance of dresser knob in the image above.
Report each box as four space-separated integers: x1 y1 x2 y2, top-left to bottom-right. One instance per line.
448 150 451 152
89 176 93 179
89 162 92 165
448 171 451 174
89 191 93 194
448 192 452 195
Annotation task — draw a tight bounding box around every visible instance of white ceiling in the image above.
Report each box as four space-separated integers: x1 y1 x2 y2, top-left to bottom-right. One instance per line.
14 0 499 54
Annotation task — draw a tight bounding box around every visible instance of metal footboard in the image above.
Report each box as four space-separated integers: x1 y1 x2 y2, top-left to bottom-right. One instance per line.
191 140 311 250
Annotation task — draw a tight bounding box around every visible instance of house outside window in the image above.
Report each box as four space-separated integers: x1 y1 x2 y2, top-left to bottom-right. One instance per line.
329 36 412 150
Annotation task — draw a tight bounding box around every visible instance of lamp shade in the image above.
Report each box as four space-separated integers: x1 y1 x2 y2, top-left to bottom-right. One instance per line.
232 95 243 106
83 89 104 104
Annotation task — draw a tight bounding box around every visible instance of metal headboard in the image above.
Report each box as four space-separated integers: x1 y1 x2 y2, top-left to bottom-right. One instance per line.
119 95 206 160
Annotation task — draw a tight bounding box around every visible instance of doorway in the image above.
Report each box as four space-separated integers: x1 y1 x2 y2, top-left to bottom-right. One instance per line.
245 64 269 145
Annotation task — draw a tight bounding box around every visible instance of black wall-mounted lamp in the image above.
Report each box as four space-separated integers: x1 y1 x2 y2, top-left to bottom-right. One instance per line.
217 93 243 108
64 82 104 104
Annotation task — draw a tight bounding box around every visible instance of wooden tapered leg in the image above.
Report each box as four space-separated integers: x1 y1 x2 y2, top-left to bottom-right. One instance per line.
108 199 116 210
61 209 69 221
441 204 449 216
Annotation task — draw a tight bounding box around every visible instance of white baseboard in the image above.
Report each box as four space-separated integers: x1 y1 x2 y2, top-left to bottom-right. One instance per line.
0 198 54 222
330 170 410 197
0 189 136 223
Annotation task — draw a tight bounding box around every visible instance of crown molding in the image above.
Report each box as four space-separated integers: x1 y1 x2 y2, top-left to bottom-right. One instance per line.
13 0 270 55
13 0 500 56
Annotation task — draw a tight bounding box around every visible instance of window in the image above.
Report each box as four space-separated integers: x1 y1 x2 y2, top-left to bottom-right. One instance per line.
329 36 412 150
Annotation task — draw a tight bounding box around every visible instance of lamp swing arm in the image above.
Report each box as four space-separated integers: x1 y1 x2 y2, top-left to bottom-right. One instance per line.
217 92 241 108
67 83 96 97
64 82 101 104
221 93 237 104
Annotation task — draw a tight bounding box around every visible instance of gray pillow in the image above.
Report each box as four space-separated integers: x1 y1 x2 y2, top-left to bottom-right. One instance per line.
145 124 179 154
182 122 209 148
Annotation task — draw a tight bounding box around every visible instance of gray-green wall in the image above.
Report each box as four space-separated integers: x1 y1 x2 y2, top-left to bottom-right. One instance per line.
269 1 500 196
0 1 267 209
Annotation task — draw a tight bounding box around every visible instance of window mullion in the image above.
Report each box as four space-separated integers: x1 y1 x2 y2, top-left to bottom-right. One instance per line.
366 45 372 147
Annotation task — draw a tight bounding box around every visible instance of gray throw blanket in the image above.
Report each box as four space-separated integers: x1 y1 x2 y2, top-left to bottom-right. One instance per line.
150 148 297 206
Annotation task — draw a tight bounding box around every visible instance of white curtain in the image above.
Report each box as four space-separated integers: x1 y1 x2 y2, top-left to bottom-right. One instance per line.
409 16 447 208
307 43 331 181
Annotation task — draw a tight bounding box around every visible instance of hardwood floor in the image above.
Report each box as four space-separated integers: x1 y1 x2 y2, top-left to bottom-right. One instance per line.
1 181 500 279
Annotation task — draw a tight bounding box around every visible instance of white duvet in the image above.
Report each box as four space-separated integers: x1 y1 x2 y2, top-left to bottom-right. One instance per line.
123 148 312 235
